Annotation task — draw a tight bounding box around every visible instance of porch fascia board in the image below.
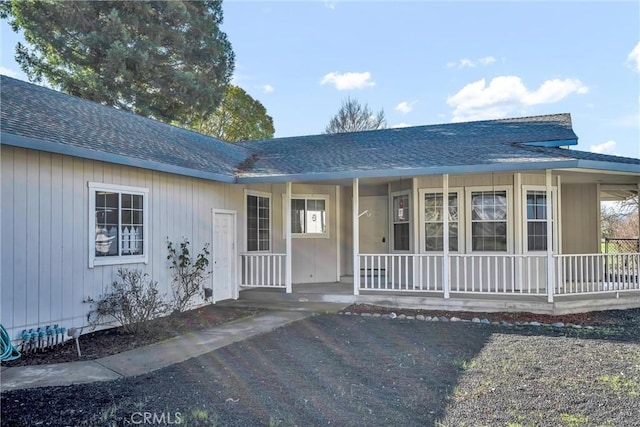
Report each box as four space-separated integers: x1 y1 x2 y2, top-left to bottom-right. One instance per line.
521 138 578 147
1 133 238 183
235 160 583 184
568 161 640 174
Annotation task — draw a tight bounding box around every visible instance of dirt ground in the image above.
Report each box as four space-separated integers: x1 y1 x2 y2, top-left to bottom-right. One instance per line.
2 306 640 426
1 305 263 367
3 303 632 368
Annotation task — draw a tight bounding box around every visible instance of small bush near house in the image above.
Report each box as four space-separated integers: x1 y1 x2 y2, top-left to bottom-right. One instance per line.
167 238 212 312
86 268 170 334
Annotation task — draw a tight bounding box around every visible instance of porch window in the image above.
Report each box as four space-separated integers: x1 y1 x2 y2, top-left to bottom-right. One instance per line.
525 190 554 252
247 193 270 251
89 182 148 267
392 192 410 251
424 192 459 251
291 197 328 236
470 190 508 252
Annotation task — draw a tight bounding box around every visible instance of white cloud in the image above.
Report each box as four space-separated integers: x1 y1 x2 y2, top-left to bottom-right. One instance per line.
590 140 617 155
262 84 274 94
324 0 336 9
478 56 496 66
447 56 496 68
395 101 415 114
0 66 22 79
447 76 589 122
320 71 375 90
627 41 640 73
391 123 412 128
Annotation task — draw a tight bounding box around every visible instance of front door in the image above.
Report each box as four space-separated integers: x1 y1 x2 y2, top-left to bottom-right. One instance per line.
359 196 389 254
212 209 237 302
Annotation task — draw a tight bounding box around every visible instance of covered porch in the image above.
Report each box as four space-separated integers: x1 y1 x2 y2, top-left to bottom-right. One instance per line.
237 167 639 313
235 281 640 316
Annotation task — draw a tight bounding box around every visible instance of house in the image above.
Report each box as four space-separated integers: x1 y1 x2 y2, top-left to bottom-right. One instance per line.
1 75 639 340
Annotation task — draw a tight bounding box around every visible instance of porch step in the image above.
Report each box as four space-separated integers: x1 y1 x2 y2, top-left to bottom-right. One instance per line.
234 284 355 312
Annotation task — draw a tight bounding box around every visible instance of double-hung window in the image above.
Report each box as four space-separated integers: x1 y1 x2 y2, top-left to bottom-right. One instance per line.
392 192 410 251
524 189 554 252
246 192 270 251
423 191 460 252
89 182 148 267
290 196 328 237
469 189 509 252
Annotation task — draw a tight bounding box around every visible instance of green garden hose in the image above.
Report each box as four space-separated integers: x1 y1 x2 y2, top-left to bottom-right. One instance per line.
1 323 21 362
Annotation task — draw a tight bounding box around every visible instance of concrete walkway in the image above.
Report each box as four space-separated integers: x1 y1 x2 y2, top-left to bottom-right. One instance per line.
1 302 348 391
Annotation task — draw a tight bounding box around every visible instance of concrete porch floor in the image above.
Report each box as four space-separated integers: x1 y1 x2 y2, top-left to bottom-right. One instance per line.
231 282 640 315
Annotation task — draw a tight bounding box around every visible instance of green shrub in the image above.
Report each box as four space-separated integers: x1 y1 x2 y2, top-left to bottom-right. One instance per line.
86 268 170 334
167 238 212 312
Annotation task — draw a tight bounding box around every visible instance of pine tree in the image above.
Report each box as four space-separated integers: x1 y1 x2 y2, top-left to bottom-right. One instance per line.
1 0 234 125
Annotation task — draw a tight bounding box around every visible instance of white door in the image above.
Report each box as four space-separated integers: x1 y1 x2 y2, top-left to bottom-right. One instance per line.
212 210 237 302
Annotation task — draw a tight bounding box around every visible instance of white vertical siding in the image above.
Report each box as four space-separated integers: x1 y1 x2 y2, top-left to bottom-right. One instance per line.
1 146 242 339
255 183 339 284
1 146 16 334
38 153 52 326
12 148 28 334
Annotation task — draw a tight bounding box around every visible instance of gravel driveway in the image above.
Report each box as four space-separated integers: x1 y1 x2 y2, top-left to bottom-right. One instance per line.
2 313 640 426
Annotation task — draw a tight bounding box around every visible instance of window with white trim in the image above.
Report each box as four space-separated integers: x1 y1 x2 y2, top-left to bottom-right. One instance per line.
246 192 270 251
392 192 410 251
525 189 554 252
89 183 148 267
423 191 460 252
290 196 328 237
469 189 509 252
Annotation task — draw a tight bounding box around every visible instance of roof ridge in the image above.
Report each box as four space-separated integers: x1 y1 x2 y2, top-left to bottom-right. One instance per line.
237 113 573 145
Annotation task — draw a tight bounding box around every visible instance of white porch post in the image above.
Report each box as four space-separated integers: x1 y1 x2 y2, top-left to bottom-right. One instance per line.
336 185 341 282
546 170 554 303
353 178 360 295
285 181 292 293
443 174 450 299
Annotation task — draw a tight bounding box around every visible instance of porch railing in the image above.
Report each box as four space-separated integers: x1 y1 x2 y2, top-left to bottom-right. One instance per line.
359 254 444 291
239 252 639 297
449 254 547 295
240 253 286 288
359 254 548 295
555 253 640 294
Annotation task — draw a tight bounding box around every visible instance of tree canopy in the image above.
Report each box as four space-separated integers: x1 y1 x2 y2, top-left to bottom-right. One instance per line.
324 97 386 134
189 85 274 142
0 0 234 125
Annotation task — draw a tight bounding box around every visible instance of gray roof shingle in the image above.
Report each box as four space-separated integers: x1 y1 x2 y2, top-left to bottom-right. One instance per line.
235 115 583 179
2 75 638 183
1 75 250 180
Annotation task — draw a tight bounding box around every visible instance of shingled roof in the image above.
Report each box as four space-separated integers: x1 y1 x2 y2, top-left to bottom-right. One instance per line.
1 75 638 183
0 75 250 182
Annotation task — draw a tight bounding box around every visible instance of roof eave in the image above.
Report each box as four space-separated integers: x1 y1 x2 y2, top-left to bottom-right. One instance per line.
236 160 583 183
573 159 640 174
520 138 578 148
1 132 238 184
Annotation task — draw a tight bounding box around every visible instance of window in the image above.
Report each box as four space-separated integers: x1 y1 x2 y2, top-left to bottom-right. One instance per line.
247 192 270 251
525 189 554 252
89 183 148 267
470 190 508 252
392 192 410 251
290 196 328 236
423 191 459 252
